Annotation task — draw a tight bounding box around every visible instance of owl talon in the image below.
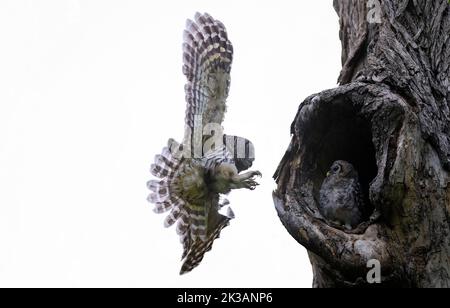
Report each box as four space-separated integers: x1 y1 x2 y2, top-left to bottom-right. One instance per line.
254 171 262 178
244 179 259 190
231 169 261 190
237 176 259 190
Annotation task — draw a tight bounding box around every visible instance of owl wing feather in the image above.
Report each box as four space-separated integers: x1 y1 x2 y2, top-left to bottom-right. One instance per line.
183 12 233 146
180 206 233 275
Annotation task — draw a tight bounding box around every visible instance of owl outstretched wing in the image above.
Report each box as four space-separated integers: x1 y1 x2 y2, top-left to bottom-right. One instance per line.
183 12 233 143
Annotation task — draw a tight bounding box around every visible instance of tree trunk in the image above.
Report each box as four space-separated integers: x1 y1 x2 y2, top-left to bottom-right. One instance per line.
273 0 450 288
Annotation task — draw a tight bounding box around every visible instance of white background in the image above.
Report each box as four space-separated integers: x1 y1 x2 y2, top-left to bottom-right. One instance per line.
0 0 341 287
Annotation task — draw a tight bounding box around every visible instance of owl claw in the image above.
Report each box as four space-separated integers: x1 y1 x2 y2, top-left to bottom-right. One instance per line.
246 179 259 190
231 170 261 190
243 175 260 190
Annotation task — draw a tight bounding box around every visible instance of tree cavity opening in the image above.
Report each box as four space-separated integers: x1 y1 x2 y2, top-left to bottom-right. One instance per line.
299 97 378 219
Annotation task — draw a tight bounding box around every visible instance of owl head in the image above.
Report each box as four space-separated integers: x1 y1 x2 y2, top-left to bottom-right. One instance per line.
326 160 358 179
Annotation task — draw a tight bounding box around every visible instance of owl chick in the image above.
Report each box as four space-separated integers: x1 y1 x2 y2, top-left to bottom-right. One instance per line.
318 160 365 230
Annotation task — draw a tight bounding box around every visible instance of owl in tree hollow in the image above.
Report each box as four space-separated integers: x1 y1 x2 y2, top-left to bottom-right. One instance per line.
147 13 261 274
318 160 365 230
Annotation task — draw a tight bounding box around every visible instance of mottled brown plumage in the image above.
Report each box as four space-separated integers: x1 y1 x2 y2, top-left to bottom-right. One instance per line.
318 160 365 230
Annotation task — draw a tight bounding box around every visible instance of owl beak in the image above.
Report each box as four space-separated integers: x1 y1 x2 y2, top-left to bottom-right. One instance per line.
326 171 330 177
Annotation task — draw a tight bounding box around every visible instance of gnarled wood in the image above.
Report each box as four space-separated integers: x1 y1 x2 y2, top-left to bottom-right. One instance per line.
274 0 450 288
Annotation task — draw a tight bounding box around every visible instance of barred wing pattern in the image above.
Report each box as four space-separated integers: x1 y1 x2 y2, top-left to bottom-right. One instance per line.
148 140 236 274
147 139 187 228
180 207 233 275
183 12 233 134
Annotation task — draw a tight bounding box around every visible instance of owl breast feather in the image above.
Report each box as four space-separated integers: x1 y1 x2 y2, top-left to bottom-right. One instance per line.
175 162 208 205
319 179 363 227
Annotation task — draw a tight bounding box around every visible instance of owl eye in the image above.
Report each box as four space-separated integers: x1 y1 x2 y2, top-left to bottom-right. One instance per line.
332 164 341 173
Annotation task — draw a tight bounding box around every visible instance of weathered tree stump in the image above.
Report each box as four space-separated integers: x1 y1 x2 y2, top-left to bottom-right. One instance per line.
273 0 450 288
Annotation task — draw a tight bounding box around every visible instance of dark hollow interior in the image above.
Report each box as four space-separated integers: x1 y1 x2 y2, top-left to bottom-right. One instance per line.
303 100 378 218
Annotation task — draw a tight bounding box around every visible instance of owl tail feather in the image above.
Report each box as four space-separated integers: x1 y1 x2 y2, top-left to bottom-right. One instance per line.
147 138 186 227
179 208 234 275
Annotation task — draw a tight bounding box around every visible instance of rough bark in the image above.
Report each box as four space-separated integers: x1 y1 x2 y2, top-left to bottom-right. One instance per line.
273 0 450 288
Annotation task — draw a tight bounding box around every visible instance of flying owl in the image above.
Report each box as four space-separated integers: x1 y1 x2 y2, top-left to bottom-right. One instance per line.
318 160 365 230
147 13 261 274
